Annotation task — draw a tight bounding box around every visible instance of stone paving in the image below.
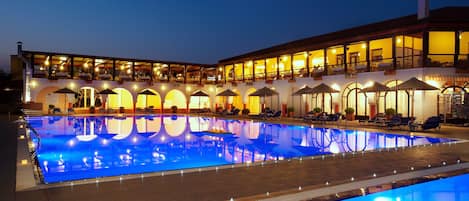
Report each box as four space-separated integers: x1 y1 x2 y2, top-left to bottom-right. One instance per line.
8 116 469 201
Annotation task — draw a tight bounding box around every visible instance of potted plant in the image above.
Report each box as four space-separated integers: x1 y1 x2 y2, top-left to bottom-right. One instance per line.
287 107 294 117
385 108 396 119
89 106 95 114
345 107 355 121
242 108 250 115
171 105 178 113
312 107 322 116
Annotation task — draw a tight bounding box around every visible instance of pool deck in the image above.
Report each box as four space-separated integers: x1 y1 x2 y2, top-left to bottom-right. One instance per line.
5 114 469 201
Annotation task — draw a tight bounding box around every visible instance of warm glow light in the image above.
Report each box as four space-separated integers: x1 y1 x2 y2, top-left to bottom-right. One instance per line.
83 62 89 68
331 49 337 54
120 65 125 70
69 82 75 89
361 43 367 49
59 65 64 70
209 87 214 92
44 59 50 66
153 67 158 71
331 83 340 91
30 80 37 88
95 67 99 72
186 86 192 91
303 52 308 57
426 80 440 88
247 61 253 66
396 38 402 44
282 56 288 61
161 85 166 91
293 60 305 67
21 159 28 165
219 67 223 71
133 84 138 91
126 69 132 74
364 81 374 88
103 83 109 89
60 56 67 61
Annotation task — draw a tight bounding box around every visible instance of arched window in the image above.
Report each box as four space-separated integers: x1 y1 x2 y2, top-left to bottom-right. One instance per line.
342 82 366 116
383 80 409 116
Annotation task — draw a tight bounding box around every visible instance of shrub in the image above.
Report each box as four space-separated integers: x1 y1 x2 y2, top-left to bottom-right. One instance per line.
385 108 396 116
344 107 355 114
312 107 322 113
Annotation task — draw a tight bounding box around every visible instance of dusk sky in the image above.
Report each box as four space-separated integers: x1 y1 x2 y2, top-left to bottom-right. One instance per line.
1 0 469 71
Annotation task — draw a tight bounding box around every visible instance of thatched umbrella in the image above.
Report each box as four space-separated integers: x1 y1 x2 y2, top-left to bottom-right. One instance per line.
217 89 239 109
191 90 209 109
392 77 439 117
360 82 390 117
138 89 157 109
53 87 78 114
98 88 117 112
309 83 339 113
249 87 279 112
293 86 313 116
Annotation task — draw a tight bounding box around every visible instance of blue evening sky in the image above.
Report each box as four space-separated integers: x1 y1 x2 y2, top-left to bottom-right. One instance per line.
1 0 469 71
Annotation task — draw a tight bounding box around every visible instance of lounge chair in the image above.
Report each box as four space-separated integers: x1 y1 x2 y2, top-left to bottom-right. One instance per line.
327 113 341 122
226 108 240 115
267 111 281 119
409 116 441 131
386 115 401 129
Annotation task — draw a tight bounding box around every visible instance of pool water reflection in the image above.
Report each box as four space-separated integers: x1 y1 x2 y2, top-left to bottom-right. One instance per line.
26 115 453 183
344 174 469 201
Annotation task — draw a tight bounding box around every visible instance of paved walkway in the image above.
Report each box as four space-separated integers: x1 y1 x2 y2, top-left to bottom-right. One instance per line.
7 115 469 201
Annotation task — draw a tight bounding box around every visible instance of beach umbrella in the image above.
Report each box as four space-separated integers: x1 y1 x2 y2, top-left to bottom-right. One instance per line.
392 77 439 117
191 90 209 109
98 89 117 112
138 89 157 109
217 89 239 109
249 87 279 112
293 86 313 116
360 82 390 117
53 87 78 114
309 83 339 113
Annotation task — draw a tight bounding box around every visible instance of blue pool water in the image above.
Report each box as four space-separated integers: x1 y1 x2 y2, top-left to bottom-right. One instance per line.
26 115 453 183
344 174 469 201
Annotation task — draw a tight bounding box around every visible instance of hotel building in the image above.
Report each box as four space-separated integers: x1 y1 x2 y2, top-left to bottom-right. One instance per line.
11 7 469 121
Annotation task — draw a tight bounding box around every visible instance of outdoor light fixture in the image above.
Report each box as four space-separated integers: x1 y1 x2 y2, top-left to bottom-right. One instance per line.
331 49 337 54
396 38 402 44
84 62 89 68
30 80 37 88
69 82 75 89
361 43 367 49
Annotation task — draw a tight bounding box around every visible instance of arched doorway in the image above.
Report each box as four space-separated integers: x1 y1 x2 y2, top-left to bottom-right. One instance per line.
383 80 409 116
246 88 260 114
231 89 243 109
77 87 99 108
189 90 210 109
342 82 366 117
108 88 133 110
163 89 187 109
136 88 161 110
439 85 467 119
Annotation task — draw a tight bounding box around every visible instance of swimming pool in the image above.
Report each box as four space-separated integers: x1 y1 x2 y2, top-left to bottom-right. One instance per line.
25 115 454 183
344 173 469 201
